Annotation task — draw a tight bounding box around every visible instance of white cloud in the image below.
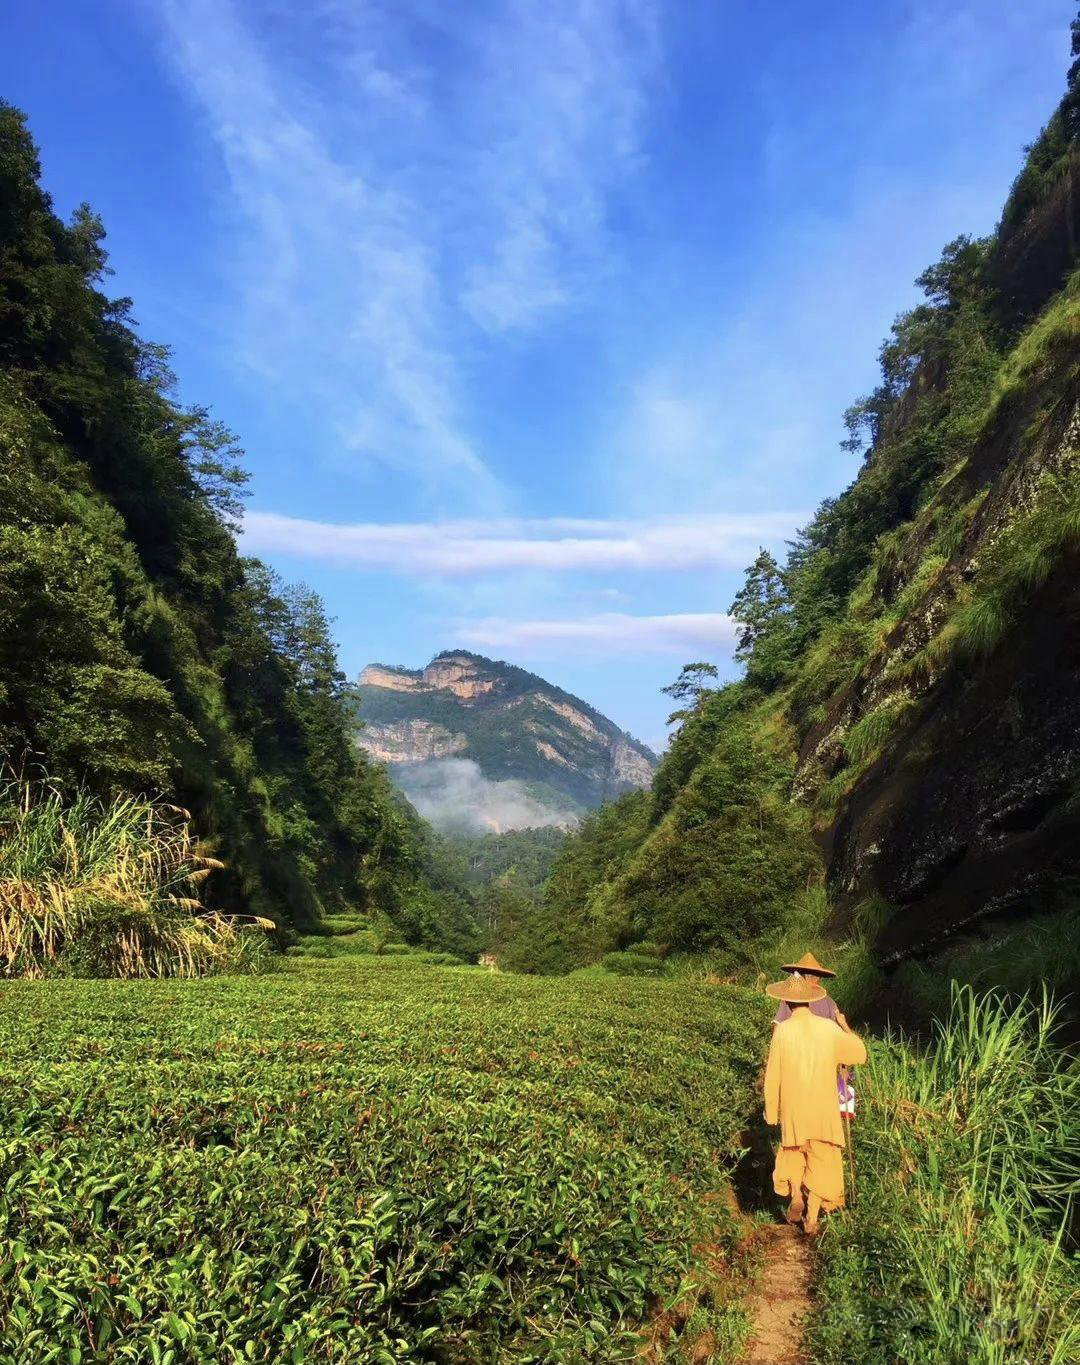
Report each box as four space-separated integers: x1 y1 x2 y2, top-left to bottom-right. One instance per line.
459 611 737 657
393 759 577 835
157 0 490 495
153 0 660 497
240 509 802 575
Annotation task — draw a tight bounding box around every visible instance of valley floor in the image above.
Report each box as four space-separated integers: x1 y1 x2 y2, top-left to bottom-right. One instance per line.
1 956 1075 1363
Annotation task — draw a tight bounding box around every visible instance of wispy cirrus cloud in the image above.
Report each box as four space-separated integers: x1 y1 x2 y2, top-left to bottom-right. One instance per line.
458 0 659 331
459 611 737 657
154 0 660 498
240 509 803 575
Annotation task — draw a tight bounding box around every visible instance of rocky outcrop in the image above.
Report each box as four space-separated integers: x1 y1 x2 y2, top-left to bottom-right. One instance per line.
355 719 468 764
358 654 501 701
795 318 1080 965
421 655 501 699
610 737 657 788
819 547 1080 962
357 665 423 692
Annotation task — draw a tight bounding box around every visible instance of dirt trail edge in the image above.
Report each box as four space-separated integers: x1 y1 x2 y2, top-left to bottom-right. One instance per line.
739 1224 814 1364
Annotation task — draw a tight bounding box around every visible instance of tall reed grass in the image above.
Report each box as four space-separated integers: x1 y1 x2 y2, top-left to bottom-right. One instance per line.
0 780 272 977
812 984 1079 1365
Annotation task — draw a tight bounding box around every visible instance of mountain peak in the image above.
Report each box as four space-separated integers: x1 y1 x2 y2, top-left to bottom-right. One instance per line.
360 652 508 701
352 651 656 834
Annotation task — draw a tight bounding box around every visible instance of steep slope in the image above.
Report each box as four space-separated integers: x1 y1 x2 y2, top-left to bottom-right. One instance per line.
353 652 656 830
514 43 1080 998
796 314 1080 963
0 102 475 952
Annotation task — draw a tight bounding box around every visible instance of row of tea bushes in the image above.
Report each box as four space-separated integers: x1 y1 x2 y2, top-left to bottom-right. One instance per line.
0 955 770 1362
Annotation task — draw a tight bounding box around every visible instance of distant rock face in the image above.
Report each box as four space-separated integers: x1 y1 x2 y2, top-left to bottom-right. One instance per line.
359 656 501 701
357 719 468 764
352 652 657 829
610 737 656 788
357 664 424 692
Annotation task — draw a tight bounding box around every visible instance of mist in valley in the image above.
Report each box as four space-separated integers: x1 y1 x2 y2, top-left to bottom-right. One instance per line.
397 759 580 836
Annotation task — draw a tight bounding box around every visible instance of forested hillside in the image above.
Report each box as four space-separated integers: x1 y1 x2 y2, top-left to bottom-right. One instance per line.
0 102 476 952
507 40 1080 1010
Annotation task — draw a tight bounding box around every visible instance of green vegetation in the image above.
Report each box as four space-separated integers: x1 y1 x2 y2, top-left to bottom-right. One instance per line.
453 826 567 895
508 21 1080 987
0 954 769 1363
440 827 568 965
600 944 669 977
842 695 917 767
0 101 474 954
2 22 1080 1365
889 903 1080 1023
0 779 270 979
950 443 1080 663
812 987 1079 1365
502 701 819 975
496 790 652 973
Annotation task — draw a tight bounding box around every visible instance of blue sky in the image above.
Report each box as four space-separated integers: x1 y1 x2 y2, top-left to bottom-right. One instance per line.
2 1 1071 748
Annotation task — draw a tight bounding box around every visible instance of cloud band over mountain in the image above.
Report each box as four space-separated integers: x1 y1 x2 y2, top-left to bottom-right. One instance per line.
459 612 736 656
240 510 802 576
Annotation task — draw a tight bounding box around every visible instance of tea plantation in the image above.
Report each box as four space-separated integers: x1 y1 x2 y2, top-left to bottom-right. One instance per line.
0 957 770 1363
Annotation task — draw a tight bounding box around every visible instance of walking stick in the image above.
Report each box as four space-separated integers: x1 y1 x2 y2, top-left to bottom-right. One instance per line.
844 1111 857 1206
840 1067 857 1207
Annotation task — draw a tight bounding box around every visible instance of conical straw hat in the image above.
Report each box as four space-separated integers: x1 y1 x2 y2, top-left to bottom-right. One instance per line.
766 976 827 1003
780 950 835 979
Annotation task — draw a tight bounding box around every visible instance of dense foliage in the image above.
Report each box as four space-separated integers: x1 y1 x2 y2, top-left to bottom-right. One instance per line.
0 954 769 1362
498 791 651 974
433 827 568 965
0 102 474 951
452 826 567 894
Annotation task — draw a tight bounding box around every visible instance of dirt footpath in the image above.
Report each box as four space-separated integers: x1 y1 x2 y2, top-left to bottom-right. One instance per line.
739 1223 813 1364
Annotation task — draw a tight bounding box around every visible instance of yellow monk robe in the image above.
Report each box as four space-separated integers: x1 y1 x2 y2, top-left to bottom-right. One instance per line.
764 1008 867 1209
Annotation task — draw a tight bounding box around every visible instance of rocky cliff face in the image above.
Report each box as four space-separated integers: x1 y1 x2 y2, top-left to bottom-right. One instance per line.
356 718 469 764
360 657 503 700
489 61 1080 988
352 652 656 828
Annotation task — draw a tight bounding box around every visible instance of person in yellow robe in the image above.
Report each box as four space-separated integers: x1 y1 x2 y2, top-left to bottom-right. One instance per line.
763 974 867 1233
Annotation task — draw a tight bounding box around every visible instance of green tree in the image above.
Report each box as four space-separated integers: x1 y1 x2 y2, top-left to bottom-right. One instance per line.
729 549 792 689
661 661 719 723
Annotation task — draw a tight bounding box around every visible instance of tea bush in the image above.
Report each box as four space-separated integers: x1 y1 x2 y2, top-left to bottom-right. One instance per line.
0 955 769 1363
600 951 666 977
